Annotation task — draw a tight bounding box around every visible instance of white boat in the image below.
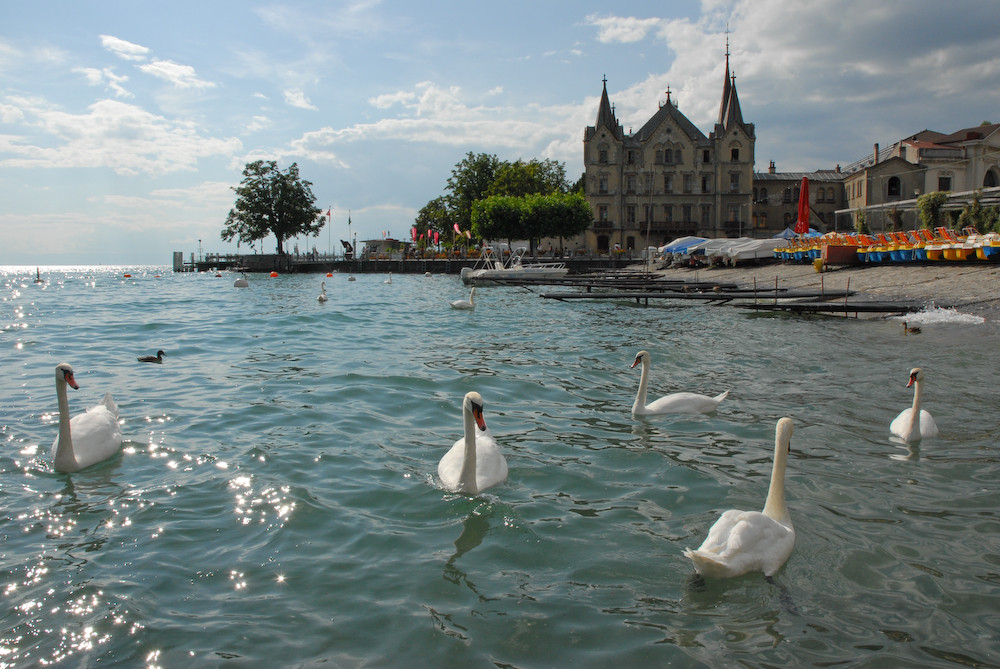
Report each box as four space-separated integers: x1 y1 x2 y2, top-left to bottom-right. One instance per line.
460 246 568 285
704 237 753 264
726 238 784 264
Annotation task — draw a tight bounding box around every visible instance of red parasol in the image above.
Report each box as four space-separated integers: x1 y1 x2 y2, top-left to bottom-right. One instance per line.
794 177 810 234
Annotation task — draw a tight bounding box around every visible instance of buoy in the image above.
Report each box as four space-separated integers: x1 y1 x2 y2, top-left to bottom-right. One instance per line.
813 258 824 273
326 272 333 277
123 274 131 278
270 271 278 277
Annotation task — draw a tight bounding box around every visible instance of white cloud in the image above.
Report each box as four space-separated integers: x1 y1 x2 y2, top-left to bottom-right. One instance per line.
138 59 216 89
75 67 133 98
0 103 24 123
100 35 150 62
368 90 416 109
585 14 665 44
284 89 318 110
0 98 242 176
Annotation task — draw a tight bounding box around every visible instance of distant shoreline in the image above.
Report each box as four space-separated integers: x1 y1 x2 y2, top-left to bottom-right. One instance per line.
649 261 1000 320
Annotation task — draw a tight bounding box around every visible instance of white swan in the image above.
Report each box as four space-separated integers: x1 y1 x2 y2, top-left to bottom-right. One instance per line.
890 367 939 442
630 350 728 415
450 287 476 310
438 391 508 494
384 273 392 284
684 417 795 578
317 281 328 302
50 363 123 473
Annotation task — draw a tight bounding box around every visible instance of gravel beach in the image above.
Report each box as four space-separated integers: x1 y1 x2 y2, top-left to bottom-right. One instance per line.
651 261 1000 320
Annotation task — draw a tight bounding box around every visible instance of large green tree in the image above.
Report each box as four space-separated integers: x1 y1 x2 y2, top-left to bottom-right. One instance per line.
414 195 455 239
221 160 324 254
445 152 501 230
487 158 568 197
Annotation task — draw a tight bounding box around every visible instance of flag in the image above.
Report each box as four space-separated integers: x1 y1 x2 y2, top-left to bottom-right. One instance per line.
453 223 461 234
465 230 472 239
326 209 331 217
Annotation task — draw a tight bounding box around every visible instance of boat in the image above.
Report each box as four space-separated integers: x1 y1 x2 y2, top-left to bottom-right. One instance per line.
727 238 785 264
460 246 568 285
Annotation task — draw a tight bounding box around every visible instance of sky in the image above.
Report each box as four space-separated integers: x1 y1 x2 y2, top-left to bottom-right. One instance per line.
2 0 1000 265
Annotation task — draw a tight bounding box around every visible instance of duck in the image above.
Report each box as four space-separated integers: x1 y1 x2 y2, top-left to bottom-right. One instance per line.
890 367 939 443
450 287 476 310
438 391 508 495
684 417 795 578
901 321 921 335
630 350 728 415
51 363 123 473
384 273 392 284
317 281 329 302
137 350 166 363
348 275 356 282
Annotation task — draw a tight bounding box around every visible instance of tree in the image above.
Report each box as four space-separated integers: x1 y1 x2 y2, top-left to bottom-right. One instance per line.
471 195 524 246
445 152 501 230
415 196 455 238
488 159 568 197
221 160 324 254
917 191 948 230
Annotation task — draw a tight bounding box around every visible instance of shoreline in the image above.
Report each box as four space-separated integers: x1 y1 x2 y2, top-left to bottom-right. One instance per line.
648 261 1000 320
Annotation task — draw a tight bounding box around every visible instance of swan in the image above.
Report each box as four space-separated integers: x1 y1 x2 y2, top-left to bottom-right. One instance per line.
137 350 165 363
450 287 476 310
890 367 939 442
438 391 508 494
684 417 795 578
630 350 728 415
50 363 123 473
384 273 392 284
317 281 328 302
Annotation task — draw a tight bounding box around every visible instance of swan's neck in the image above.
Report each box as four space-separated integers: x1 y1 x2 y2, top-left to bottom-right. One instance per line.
458 405 479 494
762 440 791 526
469 289 475 305
54 379 76 471
908 379 923 438
632 360 649 414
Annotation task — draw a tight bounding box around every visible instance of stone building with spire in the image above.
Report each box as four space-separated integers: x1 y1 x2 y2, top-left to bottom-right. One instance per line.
582 49 755 252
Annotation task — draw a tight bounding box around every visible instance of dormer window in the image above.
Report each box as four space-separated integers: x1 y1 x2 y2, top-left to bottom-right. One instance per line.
731 148 740 161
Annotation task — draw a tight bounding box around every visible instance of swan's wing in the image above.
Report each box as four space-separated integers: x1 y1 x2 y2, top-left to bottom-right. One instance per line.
437 437 466 489
889 408 914 438
67 405 123 469
474 436 507 490
645 392 724 414
919 410 939 437
687 510 794 577
97 392 118 419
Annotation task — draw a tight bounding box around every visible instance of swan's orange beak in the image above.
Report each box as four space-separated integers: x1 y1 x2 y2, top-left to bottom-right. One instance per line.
471 403 487 431
63 369 79 390
630 356 641 369
906 371 917 388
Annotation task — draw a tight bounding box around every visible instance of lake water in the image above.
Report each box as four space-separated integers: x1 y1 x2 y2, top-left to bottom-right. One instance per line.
2 265 999 668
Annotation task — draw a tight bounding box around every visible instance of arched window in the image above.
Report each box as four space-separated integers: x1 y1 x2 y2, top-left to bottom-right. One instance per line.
984 169 999 188
760 187 768 203
887 176 901 197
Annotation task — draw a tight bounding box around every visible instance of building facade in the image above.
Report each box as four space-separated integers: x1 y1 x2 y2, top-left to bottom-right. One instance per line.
582 52 755 252
753 162 847 233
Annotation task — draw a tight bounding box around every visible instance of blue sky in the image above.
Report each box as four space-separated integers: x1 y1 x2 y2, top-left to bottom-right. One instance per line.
3 0 1000 265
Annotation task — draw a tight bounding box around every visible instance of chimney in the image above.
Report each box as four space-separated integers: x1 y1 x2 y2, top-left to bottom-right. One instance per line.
873 143 879 165
768 160 776 174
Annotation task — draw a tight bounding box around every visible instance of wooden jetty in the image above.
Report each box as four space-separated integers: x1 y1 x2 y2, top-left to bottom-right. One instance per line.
534 272 919 316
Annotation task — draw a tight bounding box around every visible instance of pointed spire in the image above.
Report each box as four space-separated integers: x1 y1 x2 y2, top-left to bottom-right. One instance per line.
717 35 732 127
593 75 622 139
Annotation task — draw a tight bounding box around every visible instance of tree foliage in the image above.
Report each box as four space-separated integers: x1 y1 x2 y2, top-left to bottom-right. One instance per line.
425 152 585 245
916 191 948 229
445 152 501 232
472 192 592 249
221 160 324 254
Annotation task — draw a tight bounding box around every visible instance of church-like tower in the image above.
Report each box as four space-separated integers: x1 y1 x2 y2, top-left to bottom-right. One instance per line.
582 47 755 252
